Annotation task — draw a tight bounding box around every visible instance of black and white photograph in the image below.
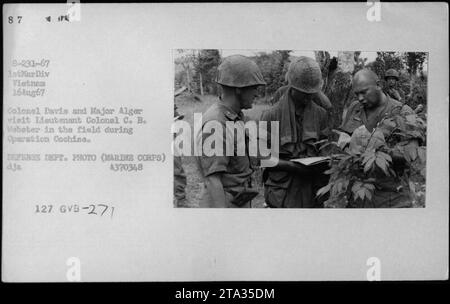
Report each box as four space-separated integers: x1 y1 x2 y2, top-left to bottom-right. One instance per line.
2 2 448 284
173 50 428 208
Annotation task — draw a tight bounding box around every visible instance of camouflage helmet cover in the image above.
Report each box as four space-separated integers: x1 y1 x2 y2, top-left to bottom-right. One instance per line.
216 55 266 88
385 68 400 80
286 56 323 94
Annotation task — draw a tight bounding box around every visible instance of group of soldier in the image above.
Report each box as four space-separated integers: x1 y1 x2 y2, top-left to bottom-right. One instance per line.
174 54 420 208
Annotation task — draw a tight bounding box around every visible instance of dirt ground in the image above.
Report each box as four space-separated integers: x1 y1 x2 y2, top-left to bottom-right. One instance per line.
175 94 271 208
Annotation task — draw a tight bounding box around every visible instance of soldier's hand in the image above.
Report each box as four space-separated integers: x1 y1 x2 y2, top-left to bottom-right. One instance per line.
393 90 401 101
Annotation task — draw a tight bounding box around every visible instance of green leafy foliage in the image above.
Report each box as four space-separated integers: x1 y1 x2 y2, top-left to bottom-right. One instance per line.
317 109 427 208
195 50 222 95
252 50 292 96
365 52 428 109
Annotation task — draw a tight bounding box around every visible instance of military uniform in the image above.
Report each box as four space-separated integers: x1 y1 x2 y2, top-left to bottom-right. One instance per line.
173 104 188 207
340 96 413 133
383 69 406 103
196 102 254 208
340 96 414 208
195 55 265 208
174 155 188 207
384 87 406 103
261 87 329 208
270 85 332 110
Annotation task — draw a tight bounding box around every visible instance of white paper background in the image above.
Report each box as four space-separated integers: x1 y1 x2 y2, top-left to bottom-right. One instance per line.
2 3 448 281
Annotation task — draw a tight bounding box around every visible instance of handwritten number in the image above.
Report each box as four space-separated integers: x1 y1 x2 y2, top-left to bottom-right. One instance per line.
87 204 97 215
98 204 108 216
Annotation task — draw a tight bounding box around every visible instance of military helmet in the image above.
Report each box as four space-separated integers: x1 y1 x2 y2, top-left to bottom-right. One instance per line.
385 69 400 80
216 55 266 88
286 56 323 94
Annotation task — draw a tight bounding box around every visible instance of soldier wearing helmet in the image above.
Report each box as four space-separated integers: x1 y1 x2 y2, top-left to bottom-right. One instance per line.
270 72 332 110
383 68 406 103
270 84 332 110
196 55 266 208
260 56 330 208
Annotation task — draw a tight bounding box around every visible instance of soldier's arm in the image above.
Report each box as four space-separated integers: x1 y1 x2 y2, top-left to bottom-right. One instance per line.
387 88 404 102
318 108 330 139
339 100 360 134
314 91 332 110
204 173 227 208
198 124 230 208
